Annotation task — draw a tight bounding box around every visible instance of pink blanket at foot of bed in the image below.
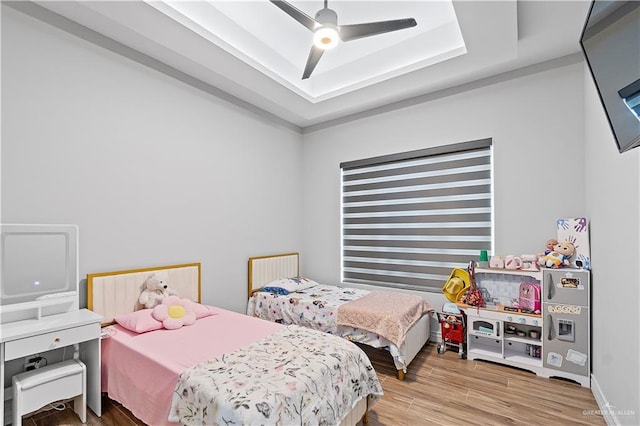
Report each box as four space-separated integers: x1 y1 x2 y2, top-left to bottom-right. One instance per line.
337 291 433 347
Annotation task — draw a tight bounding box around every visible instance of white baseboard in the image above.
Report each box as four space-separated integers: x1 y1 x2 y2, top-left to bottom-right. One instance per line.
590 374 615 425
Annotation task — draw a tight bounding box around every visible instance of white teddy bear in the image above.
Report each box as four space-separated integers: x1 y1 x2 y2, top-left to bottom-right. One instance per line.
138 271 179 309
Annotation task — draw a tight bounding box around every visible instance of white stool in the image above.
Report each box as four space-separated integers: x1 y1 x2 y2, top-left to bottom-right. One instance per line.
12 359 86 425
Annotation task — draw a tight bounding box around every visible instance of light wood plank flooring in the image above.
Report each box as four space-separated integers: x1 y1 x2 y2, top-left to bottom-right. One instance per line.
22 342 604 425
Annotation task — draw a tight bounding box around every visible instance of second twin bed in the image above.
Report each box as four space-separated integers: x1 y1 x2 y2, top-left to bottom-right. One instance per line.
247 252 434 380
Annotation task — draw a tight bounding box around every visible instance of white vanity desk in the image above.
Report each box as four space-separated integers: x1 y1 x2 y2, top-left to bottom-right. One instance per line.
0 309 102 423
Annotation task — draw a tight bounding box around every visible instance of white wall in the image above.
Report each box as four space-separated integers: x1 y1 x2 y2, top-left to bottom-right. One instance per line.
301 61 586 291
301 59 589 365
301 57 640 424
584 66 640 425
4 3 639 423
1 5 303 313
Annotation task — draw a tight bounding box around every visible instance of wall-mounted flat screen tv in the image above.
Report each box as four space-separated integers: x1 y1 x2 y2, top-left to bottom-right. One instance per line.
580 0 640 153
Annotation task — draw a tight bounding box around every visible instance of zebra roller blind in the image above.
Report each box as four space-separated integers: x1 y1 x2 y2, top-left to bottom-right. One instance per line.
341 138 493 292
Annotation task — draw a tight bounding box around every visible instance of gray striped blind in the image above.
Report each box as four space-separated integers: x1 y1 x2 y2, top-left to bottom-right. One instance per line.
340 138 493 292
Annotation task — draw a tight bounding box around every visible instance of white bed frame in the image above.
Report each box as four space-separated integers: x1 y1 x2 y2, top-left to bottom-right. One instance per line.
88 262 369 425
248 253 430 380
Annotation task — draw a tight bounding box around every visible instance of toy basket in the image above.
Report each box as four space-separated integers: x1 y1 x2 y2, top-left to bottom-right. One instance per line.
436 311 466 359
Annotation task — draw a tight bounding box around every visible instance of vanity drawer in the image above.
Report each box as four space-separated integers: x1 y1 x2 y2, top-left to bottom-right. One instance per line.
4 323 99 361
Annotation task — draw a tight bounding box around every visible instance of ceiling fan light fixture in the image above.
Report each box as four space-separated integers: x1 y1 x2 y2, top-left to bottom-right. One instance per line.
313 25 339 50
269 0 417 79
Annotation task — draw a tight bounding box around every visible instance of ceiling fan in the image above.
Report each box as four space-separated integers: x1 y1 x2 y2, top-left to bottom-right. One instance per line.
270 0 418 80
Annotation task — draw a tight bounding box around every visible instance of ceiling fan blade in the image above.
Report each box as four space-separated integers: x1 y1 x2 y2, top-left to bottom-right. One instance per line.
339 18 417 42
302 45 324 80
270 0 318 32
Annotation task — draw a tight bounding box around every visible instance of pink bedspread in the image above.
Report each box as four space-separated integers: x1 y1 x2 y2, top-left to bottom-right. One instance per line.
337 291 433 347
101 307 283 426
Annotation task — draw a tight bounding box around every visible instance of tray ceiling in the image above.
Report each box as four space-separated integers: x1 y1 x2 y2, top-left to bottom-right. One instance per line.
21 1 592 130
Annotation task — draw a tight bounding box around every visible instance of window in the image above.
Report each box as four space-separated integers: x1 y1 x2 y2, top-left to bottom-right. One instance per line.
340 138 493 292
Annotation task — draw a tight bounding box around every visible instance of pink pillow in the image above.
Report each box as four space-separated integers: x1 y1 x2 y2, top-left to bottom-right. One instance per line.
191 302 217 319
114 309 162 333
152 296 197 330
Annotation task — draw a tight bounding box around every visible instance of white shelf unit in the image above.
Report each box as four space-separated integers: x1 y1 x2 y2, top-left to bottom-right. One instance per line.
464 304 544 375
459 267 591 387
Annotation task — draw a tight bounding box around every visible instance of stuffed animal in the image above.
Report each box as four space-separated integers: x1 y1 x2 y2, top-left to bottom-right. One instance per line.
543 239 559 255
138 271 179 309
538 240 575 269
445 315 459 324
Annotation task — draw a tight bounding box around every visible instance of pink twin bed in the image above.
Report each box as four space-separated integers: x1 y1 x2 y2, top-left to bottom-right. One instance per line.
88 263 382 425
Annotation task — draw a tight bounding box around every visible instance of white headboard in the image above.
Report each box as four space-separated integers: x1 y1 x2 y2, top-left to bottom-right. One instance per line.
87 263 200 325
248 253 299 297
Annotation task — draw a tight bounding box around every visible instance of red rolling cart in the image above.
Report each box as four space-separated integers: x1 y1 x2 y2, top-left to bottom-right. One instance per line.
436 311 466 359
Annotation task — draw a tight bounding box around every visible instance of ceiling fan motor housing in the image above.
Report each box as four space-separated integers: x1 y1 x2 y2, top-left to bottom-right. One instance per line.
315 7 338 26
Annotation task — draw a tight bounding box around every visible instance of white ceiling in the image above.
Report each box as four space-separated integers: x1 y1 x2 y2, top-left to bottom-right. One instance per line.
27 0 592 131
146 1 467 99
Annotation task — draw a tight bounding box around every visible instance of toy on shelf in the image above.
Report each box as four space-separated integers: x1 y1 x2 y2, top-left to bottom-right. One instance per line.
489 256 504 269
543 238 559 255
537 240 575 269
521 254 540 271
486 254 539 271
504 255 523 270
518 282 541 314
461 261 484 307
